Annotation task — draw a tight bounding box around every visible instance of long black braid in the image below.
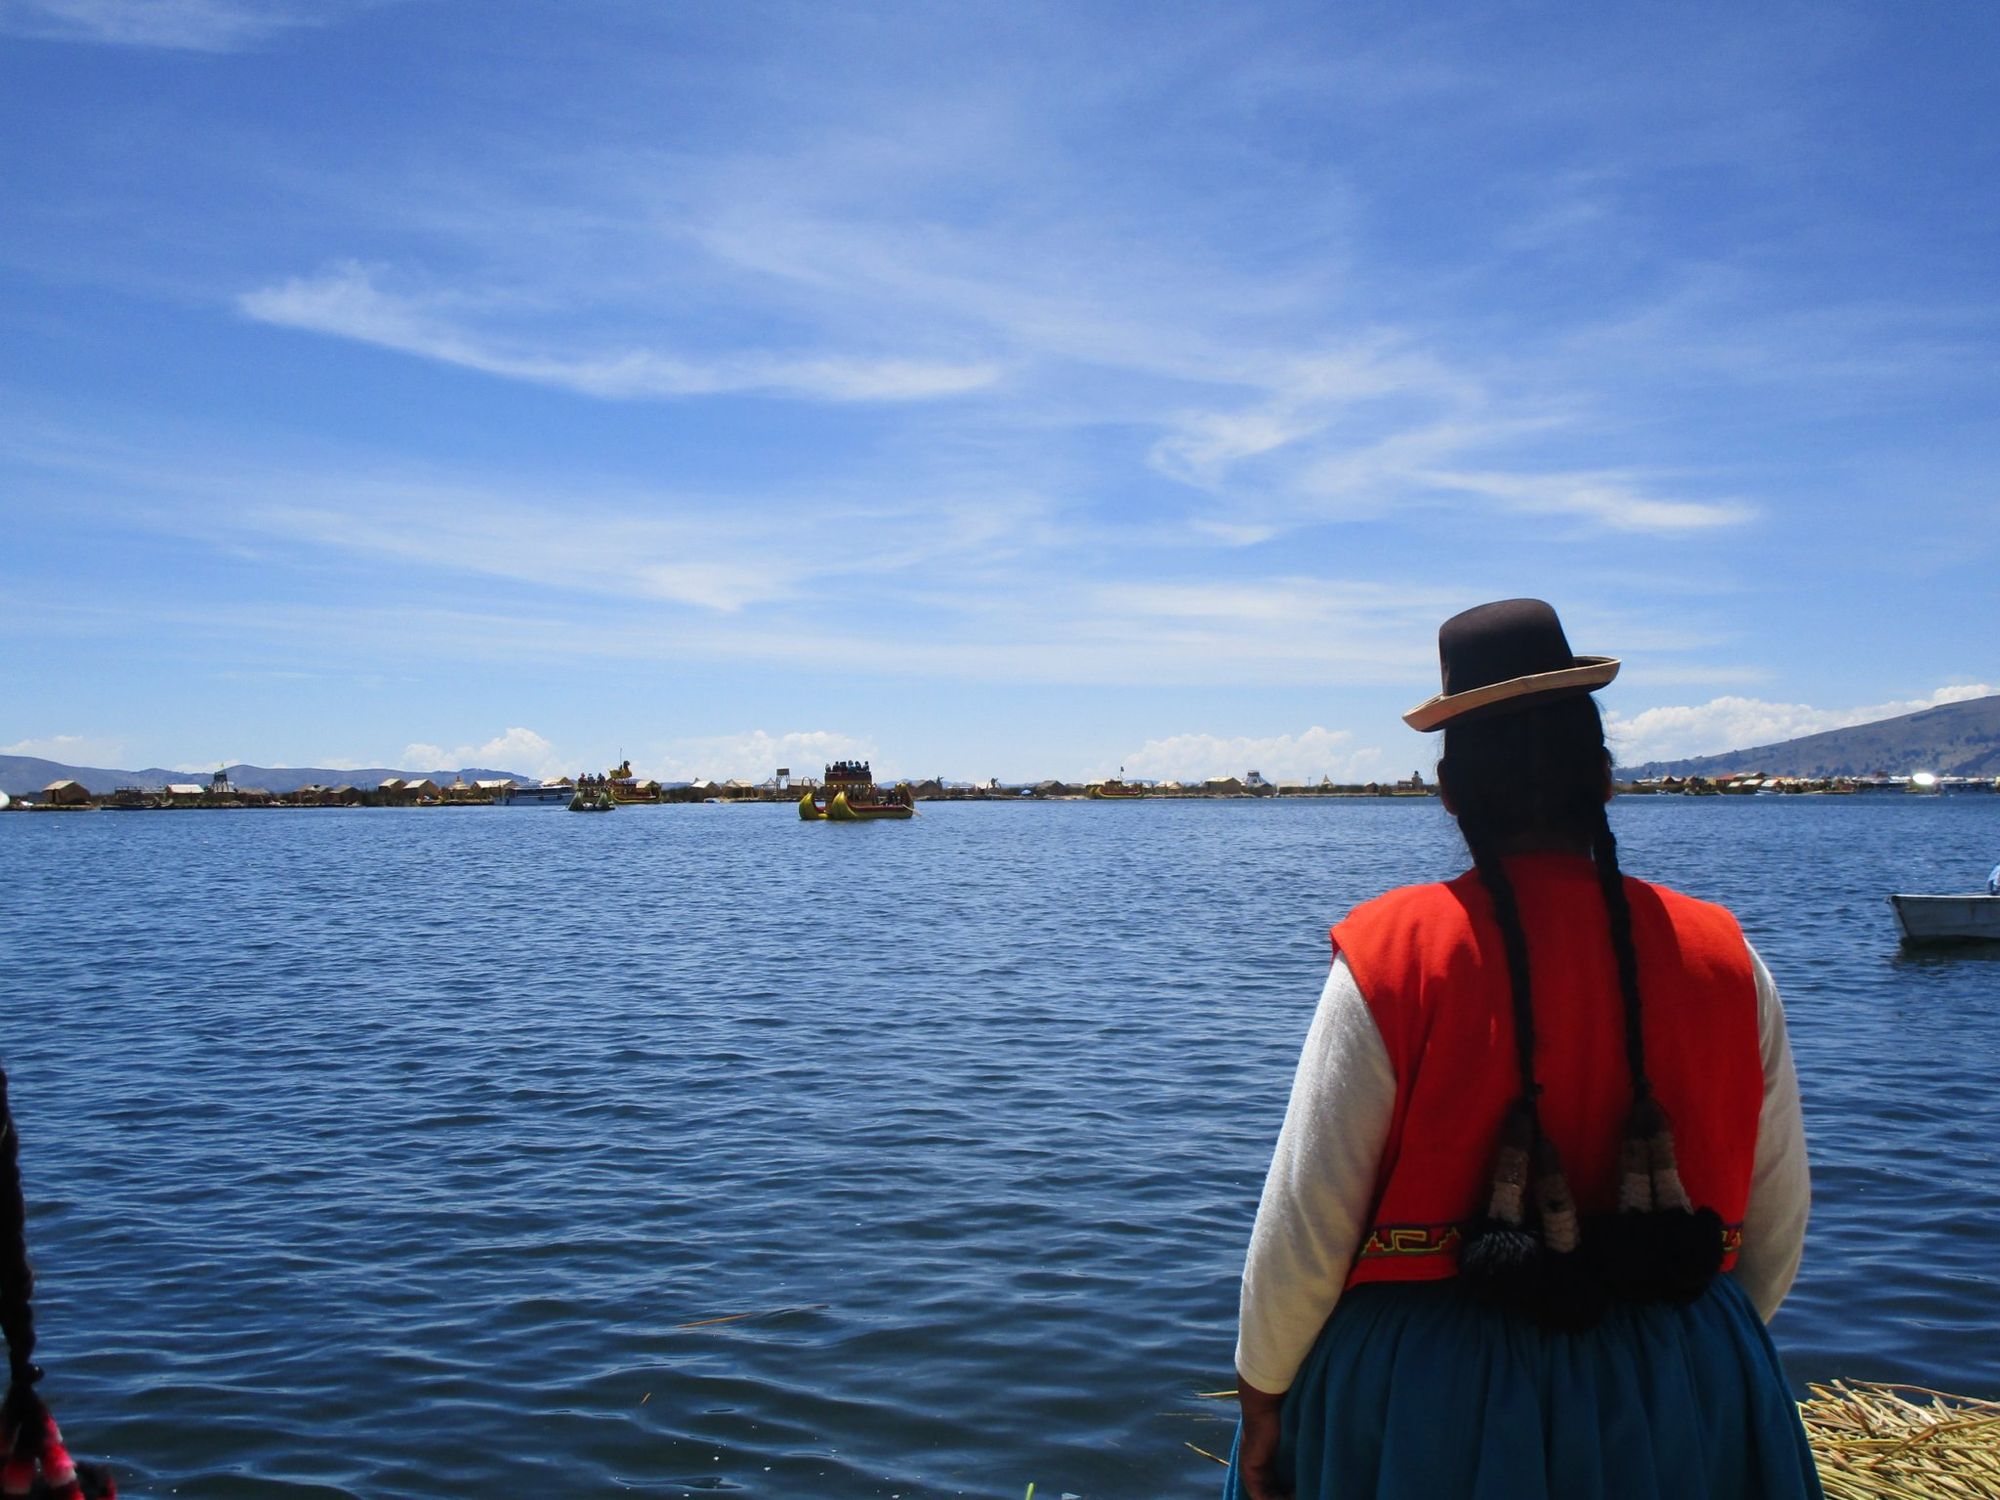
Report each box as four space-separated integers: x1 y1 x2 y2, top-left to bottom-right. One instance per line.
1 1067 46 1430
1439 696 1626 1327
1 1068 114 1498
1437 694 1624 1073
1591 806 1648 1097
1440 695 1722 1315
1460 817 1540 1109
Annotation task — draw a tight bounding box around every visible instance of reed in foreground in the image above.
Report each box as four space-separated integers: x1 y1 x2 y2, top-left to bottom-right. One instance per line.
1800 1381 2000 1500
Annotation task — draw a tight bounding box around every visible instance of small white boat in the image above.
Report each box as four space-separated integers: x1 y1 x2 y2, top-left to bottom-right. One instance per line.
1888 893 2000 944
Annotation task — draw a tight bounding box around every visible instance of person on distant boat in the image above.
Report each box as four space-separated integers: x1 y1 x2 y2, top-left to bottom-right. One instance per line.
1226 599 1817 1500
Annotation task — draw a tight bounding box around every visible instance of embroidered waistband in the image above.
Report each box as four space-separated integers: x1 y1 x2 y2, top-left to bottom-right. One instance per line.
1358 1219 1743 1259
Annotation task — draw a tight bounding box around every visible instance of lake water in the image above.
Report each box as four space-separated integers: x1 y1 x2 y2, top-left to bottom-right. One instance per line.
3 796 1997 1497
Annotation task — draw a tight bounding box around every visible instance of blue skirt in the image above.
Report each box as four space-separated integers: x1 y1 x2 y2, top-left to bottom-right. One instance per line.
1223 1276 1822 1500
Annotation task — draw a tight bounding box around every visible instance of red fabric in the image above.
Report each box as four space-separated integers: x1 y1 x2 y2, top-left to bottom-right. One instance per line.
1332 853 1763 1289
2 1412 99 1499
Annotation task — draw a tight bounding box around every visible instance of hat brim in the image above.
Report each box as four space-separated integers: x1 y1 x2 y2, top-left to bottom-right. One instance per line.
1402 657 1620 732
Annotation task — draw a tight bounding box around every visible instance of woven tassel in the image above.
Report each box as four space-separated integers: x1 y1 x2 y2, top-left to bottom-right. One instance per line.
1459 1099 1541 1305
1603 1093 1724 1303
1531 1136 1579 1255
1616 1122 1653 1212
1529 1136 1607 1331
1645 1107 1693 1212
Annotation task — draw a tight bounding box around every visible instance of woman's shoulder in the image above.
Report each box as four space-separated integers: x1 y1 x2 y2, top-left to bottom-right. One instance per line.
1621 873 1748 934
1331 878 1485 969
1337 877 1474 931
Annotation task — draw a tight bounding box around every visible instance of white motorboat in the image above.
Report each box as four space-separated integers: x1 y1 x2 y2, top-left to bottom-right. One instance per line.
1888 893 2000 944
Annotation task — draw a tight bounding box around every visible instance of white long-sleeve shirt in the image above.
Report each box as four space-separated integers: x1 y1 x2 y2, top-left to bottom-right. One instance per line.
1234 944 1810 1395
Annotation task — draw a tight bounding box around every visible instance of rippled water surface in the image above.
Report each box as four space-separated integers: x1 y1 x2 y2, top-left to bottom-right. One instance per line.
4 797 1997 1497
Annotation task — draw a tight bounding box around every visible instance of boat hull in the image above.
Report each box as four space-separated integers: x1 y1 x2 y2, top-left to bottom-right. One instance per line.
826 790 913 821
499 785 572 805
1889 894 2000 944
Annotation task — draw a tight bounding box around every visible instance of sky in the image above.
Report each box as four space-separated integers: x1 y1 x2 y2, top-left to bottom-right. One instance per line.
1 1 1995 783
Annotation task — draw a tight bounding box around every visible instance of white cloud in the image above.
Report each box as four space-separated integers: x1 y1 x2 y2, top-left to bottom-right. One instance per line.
1 733 126 766
239 264 1002 404
1415 469 1754 533
400 727 564 779
0 0 318 50
1607 683 1996 765
638 729 872 784
1119 726 1394 785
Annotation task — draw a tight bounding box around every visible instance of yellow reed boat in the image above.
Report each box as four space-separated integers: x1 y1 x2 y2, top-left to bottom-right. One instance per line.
1087 770 1149 799
798 760 915 821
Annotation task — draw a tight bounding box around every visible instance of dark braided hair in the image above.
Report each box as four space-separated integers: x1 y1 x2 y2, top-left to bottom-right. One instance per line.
1439 696 1619 1326
0 1068 41 1404
1 1068 114 1498
1439 695 1624 1098
1441 695 1722 1316
1437 695 1629 1056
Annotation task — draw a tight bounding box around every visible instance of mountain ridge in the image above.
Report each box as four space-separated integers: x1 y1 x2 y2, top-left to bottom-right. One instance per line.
1619 694 2000 780
0 756 535 797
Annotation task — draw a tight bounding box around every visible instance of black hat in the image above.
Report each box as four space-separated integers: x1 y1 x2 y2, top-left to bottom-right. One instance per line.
1402 598 1618 732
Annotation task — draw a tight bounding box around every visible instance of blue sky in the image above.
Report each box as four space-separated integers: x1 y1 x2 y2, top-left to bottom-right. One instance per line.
2 1 1994 782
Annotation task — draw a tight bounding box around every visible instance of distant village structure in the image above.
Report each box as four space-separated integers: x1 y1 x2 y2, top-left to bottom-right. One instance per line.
11 760 2000 811
9 690 2000 810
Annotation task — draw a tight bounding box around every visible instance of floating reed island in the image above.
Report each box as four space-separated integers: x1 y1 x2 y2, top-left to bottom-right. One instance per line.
5 765 1447 809
10 763 1996 812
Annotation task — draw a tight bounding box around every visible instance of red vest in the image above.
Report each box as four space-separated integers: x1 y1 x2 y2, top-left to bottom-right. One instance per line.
1333 853 1762 1290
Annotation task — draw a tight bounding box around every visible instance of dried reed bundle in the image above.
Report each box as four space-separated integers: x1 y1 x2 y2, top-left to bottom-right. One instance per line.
1800 1381 2000 1500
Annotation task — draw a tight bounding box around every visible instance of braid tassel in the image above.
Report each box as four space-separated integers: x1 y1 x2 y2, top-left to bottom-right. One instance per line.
1528 1136 1607 1331
1459 1099 1542 1307
1604 1093 1723 1304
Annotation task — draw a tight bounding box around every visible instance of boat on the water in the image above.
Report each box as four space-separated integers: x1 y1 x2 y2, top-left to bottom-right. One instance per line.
1088 771 1148 800
603 759 662 803
798 760 915 821
568 786 615 813
497 780 572 805
1888 893 2000 944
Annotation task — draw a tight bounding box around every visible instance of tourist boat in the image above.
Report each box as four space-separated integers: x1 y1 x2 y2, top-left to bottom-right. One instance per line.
1087 771 1148 799
798 760 915 821
604 759 662 803
499 781 572 806
1888 893 2000 944
568 785 615 813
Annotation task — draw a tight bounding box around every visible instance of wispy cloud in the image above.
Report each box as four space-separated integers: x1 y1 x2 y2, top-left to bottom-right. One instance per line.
238 263 1003 403
0 0 325 50
1607 683 1996 765
1417 469 1754 532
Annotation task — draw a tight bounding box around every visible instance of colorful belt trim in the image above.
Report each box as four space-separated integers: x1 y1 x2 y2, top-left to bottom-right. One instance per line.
1358 1219 1744 1259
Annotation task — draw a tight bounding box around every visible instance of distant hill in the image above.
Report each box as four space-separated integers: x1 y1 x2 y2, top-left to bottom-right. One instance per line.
0 756 535 796
1621 694 2000 780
